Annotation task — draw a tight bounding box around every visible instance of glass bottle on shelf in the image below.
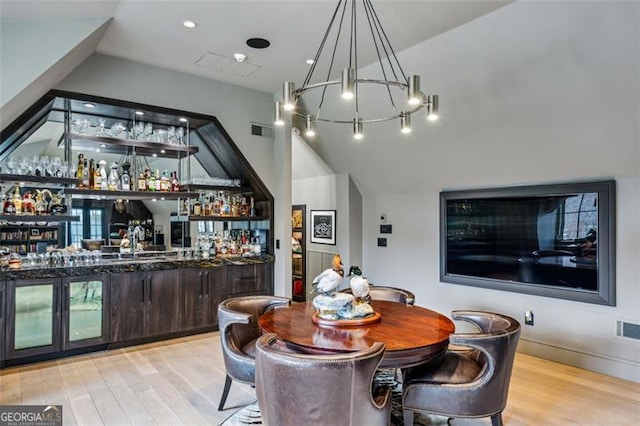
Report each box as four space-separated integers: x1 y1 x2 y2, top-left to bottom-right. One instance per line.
107 162 119 191
222 194 230 217
137 173 146 191
76 154 84 186
231 195 239 217
121 162 131 191
93 162 101 190
82 159 89 188
213 192 221 216
98 160 108 190
171 171 180 192
148 171 156 191
88 159 95 189
193 197 202 216
12 186 22 214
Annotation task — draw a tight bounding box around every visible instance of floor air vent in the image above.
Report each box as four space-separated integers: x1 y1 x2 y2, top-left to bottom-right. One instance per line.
616 321 640 341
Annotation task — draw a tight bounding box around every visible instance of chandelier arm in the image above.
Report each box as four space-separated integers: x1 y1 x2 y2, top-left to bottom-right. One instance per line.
302 0 344 87
367 0 410 84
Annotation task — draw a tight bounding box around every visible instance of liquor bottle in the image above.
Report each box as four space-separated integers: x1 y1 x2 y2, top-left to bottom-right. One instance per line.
76 154 84 187
231 195 239 217
121 162 131 191
171 171 180 192
137 173 146 191
12 186 22 214
82 159 90 188
107 162 119 191
161 169 170 192
144 166 151 191
193 197 202 216
98 160 108 190
213 192 221 216
222 195 230 216
88 159 95 189
148 171 156 191
93 163 101 190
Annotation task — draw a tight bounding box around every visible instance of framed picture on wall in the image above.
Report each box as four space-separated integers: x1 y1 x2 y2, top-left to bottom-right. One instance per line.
310 210 336 245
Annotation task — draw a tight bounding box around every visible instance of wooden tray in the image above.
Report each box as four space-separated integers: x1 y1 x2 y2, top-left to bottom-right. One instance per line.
312 311 381 328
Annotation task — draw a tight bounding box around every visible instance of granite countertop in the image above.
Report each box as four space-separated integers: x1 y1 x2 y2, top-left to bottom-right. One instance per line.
1 255 275 281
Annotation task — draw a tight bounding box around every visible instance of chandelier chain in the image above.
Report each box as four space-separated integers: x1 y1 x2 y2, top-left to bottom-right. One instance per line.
363 0 399 116
316 1 350 120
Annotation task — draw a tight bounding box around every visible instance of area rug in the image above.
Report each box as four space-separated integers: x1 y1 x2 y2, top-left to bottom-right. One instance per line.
219 369 449 426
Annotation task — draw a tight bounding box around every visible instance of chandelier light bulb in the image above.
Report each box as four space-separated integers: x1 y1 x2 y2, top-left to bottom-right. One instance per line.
353 119 363 140
341 68 355 100
274 102 284 126
407 75 421 106
305 115 316 137
283 81 296 111
427 95 440 121
400 112 412 134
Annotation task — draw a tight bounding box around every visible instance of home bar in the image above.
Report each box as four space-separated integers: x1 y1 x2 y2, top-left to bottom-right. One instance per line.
1 90 274 366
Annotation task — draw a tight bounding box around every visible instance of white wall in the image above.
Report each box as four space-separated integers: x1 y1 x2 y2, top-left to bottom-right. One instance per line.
358 2 640 382
0 18 111 128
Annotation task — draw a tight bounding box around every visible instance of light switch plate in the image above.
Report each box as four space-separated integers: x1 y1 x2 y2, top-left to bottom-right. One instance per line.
378 237 387 247
380 224 392 234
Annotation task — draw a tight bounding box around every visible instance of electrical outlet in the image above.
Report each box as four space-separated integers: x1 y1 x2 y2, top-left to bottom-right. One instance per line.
380 224 392 234
525 310 534 326
377 237 387 247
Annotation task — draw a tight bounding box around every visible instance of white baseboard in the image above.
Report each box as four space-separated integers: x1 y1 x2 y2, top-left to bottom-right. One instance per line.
518 338 640 383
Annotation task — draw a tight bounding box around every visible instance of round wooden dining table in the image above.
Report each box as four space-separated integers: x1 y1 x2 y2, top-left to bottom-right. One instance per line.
258 300 455 368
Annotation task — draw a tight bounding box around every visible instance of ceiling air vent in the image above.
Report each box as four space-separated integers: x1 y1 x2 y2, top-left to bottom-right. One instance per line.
251 123 273 139
616 321 640 341
195 52 261 77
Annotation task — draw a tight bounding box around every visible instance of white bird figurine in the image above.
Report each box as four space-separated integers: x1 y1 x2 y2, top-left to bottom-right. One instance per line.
312 253 344 295
347 265 370 303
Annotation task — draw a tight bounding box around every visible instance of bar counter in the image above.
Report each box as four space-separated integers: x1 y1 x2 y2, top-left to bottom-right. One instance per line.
1 254 274 280
0 254 275 367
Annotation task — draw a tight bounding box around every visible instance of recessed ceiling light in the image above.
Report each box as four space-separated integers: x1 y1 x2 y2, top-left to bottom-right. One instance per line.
246 37 270 49
233 53 247 63
306 59 315 65
183 20 197 29
135 111 144 116
83 102 96 108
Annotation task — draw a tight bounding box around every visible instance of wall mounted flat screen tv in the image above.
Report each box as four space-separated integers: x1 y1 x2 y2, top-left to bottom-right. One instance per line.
440 180 615 305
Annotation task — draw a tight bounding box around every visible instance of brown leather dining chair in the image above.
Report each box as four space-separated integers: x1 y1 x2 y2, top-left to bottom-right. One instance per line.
255 333 393 426
217 295 290 411
342 284 416 305
402 310 521 426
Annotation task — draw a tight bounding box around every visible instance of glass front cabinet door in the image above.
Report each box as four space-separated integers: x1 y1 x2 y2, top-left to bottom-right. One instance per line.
4 276 109 360
63 275 109 350
5 278 62 359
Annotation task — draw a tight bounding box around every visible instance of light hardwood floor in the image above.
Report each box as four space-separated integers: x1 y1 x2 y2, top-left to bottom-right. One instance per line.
0 332 638 425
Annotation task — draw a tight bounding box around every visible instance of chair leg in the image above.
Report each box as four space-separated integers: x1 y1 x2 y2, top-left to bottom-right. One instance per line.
403 409 414 426
218 375 233 411
491 413 503 426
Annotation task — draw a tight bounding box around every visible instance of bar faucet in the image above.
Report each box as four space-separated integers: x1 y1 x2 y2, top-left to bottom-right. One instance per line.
128 225 144 257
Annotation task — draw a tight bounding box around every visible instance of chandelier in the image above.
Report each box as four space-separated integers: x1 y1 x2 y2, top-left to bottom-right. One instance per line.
274 0 439 140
